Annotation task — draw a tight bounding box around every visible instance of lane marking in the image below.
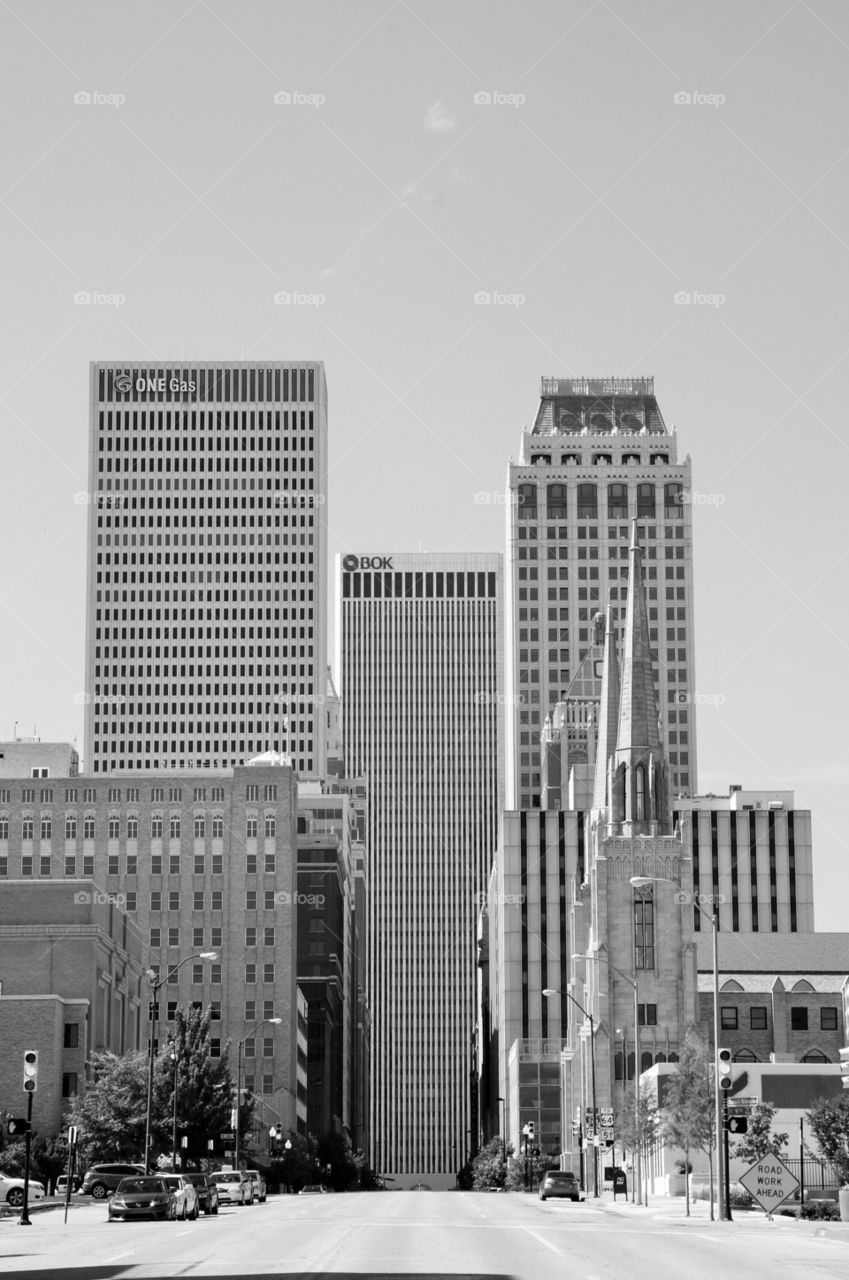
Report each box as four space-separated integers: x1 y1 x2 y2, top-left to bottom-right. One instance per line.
103 1253 134 1262
522 1226 561 1254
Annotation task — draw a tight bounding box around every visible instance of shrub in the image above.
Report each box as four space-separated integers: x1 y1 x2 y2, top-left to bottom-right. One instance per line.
798 1198 841 1221
728 1185 755 1209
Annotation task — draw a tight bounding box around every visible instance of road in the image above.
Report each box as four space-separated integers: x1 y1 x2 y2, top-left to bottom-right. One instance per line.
0 1191 847 1279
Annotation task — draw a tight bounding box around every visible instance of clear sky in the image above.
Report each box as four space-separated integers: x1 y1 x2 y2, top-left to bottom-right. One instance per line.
1 1 847 929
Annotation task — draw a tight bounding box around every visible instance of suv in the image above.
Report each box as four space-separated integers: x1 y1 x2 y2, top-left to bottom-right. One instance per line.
243 1169 267 1203
538 1171 580 1202
81 1163 146 1199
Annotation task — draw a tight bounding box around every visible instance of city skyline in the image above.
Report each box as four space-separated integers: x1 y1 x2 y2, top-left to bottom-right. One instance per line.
2 2 847 937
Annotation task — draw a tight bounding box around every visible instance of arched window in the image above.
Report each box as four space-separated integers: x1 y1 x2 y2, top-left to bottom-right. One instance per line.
641 1051 653 1073
664 482 683 515
668 1052 679 1063
530 453 551 465
791 980 814 993
623 452 641 464
655 1052 667 1064
802 1049 829 1063
614 1051 624 1081
577 483 597 518
590 413 611 432
615 763 626 815
652 765 663 820
559 411 581 432
734 1049 758 1062
547 483 567 520
721 980 744 993
635 764 646 820
651 453 670 465
561 453 580 465
608 483 628 518
636 482 655 517
619 412 642 432
517 482 537 520
627 1051 635 1080
592 452 612 465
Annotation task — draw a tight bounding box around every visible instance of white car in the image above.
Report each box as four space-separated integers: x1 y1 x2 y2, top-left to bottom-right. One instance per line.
0 1173 46 1208
209 1170 253 1205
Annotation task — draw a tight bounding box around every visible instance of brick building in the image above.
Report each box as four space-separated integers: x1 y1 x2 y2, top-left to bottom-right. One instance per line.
0 880 145 1134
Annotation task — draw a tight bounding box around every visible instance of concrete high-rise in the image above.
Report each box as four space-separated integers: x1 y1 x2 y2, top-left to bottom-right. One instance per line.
84 362 327 777
339 553 503 1186
505 376 696 809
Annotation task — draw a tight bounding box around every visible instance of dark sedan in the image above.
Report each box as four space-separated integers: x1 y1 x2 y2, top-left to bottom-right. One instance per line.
538 1171 580 1202
186 1173 219 1215
107 1176 176 1221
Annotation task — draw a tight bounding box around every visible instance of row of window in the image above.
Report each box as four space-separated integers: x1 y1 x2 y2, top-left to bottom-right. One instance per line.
0 784 278 804
2 815 280 840
516 482 684 519
720 1005 839 1031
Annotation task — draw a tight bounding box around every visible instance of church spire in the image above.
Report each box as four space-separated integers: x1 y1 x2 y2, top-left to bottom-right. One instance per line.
591 607 620 812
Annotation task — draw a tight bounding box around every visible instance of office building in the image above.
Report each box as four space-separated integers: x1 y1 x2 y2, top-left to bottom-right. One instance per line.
340 552 504 1186
505 376 696 809
84 361 327 778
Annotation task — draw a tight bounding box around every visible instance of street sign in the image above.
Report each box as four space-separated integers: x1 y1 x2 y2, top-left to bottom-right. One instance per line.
728 1096 757 1110
221 1132 236 1141
739 1155 799 1215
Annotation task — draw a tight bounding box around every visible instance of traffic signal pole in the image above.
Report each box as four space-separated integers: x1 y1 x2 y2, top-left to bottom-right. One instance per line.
17 1092 33 1227
723 1090 733 1222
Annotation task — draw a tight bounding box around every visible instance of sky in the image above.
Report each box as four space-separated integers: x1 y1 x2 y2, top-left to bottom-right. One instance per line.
1 0 847 930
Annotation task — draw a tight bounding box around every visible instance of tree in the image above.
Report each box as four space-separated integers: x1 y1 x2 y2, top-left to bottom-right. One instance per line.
806 1095 849 1186
730 1102 788 1166
67 1050 149 1161
658 1029 714 1217
152 1006 244 1168
315 1130 358 1191
471 1136 512 1190
505 1146 558 1191
619 1082 658 1205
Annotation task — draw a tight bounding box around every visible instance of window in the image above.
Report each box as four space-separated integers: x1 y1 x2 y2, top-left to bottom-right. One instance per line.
262 1075 274 1095
211 786 225 802
65 816 77 840
263 927 275 946
193 927 204 948
262 1037 274 1057
790 1007 808 1031
637 1003 657 1026
245 964 257 984
212 816 224 838
634 893 654 969
62 1073 78 1098
517 482 537 519
245 926 257 947
246 817 258 838
263 999 275 1019
168 890 180 910
40 817 52 840
264 816 276 838
263 963 275 983
721 1007 738 1030
194 816 205 838
264 890 276 910
193 890 204 910
83 817 95 840
246 890 257 910
211 891 222 910
151 816 163 839
169 816 181 839
63 1023 79 1048
150 890 162 911
209 1038 221 1058
750 1007 768 1030
547 483 567 520
263 785 277 801
821 1007 838 1031
246 785 259 801
245 999 257 1021
127 816 138 839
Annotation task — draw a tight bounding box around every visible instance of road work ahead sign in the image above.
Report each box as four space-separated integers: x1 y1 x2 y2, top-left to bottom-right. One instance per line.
739 1154 799 1214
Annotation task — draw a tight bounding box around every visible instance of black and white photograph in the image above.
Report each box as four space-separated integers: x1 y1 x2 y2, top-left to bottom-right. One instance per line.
1 2 848 1277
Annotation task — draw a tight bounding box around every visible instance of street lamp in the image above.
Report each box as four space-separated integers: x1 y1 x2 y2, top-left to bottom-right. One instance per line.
144 952 218 1175
575 951 640 1205
235 1018 282 1171
543 986 598 1198
631 874 725 1221
170 1048 178 1173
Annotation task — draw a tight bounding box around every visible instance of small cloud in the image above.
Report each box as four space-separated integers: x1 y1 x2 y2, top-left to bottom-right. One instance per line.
424 100 457 133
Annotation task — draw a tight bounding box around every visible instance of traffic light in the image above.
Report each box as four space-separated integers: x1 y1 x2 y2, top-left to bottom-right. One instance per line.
22 1050 38 1094
726 1116 748 1134
840 1046 849 1091
7 1117 31 1136
526 1122 535 1142
717 1047 732 1091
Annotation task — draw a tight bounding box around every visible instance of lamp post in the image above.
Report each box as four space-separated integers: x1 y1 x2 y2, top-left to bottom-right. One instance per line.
235 1018 282 1171
543 986 598 1198
498 1095 506 1161
631 874 725 1221
144 952 218 1175
576 952 640 1204
170 1048 178 1173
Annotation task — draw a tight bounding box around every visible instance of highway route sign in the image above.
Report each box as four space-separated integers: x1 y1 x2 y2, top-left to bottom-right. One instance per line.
739 1154 799 1215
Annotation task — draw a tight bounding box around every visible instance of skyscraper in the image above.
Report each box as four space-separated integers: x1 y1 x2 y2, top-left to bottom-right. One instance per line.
84 361 327 777
339 552 503 1186
505 376 696 809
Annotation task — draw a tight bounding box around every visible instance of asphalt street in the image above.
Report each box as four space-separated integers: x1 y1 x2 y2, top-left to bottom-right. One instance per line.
0 1191 847 1279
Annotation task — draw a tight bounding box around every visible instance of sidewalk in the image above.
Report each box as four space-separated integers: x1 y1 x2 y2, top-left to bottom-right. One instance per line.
591 1188 849 1239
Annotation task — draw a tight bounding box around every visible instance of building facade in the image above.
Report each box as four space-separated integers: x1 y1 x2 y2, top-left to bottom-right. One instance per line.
0 880 145 1135
84 361 328 778
0 749 301 1133
340 552 504 1186
505 376 696 809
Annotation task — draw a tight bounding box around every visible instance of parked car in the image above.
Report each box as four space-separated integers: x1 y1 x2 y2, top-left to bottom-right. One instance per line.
107 1176 176 1222
538 1171 580 1202
185 1173 219 1215
56 1174 82 1195
243 1169 267 1203
0 1172 45 1207
209 1170 253 1205
299 1184 329 1195
158 1174 199 1220
81 1163 146 1200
